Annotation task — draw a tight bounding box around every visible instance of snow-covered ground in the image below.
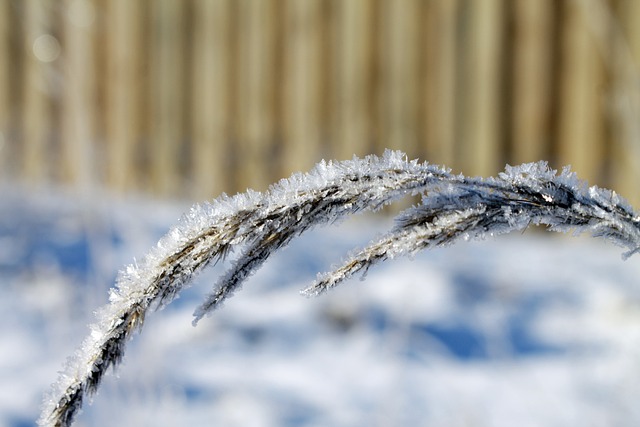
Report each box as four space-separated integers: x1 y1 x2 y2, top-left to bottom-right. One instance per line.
3 186 640 427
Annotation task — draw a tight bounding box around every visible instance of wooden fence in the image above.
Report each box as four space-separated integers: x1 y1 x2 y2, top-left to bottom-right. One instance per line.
1 0 640 206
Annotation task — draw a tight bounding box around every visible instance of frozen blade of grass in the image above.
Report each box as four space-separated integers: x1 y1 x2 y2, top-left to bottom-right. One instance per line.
302 207 489 297
40 152 640 427
192 228 294 325
193 153 454 324
304 164 640 296
40 151 452 427
38 204 265 426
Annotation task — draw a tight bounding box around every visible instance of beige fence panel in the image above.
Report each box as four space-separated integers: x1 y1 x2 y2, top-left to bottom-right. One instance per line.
282 0 322 179
22 0 55 185
458 0 504 177
609 0 640 205
61 0 96 188
332 0 373 160
422 0 458 168
0 0 9 177
236 0 277 191
149 0 185 196
557 0 606 186
190 0 231 200
511 0 554 165
377 0 420 157
105 0 143 193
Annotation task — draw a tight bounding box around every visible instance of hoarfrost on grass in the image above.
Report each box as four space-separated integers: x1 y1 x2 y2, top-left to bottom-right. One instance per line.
39 151 640 427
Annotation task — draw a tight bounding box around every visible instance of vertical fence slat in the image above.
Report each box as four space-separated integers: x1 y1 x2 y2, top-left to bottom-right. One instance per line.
282 0 322 177
61 0 96 188
459 0 503 176
149 0 185 196
423 0 458 167
236 0 276 191
191 0 230 199
511 0 553 164
333 0 372 160
318 1 334 159
557 0 605 185
105 0 142 193
377 0 419 156
0 0 9 178
609 0 640 207
22 0 53 185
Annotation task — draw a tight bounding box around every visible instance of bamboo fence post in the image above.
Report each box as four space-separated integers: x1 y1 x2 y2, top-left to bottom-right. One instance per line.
557 0 605 185
332 0 372 160
0 0 9 177
105 0 142 193
149 0 185 196
236 0 276 191
22 0 55 185
282 0 322 177
191 0 231 200
511 0 553 164
458 0 503 177
377 0 419 156
61 0 96 189
422 0 458 167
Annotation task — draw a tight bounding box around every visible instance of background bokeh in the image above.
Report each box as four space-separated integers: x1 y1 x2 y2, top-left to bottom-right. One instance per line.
1 0 640 203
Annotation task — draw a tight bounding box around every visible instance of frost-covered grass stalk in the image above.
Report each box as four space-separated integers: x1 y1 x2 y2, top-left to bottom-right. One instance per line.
39 150 640 427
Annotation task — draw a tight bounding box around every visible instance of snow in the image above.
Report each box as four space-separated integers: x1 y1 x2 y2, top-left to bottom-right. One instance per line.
3 185 640 426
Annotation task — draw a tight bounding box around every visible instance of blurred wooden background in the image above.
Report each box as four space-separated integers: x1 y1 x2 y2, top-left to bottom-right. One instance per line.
1 0 640 206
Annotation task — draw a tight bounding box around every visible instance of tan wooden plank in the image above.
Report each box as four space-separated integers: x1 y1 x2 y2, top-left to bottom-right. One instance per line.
22 0 55 185
61 0 96 188
0 0 9 178
317 0 334 160
458 0 503 177
190 0 231 199
332 0 373 160
609 0 640 207
376 0 419 157
557 0 605 185
236 0 276 191
511 0 553 164
423 0 458 167
557 0 639 204
282 0 322 177
149 0 185 196
105 0 142 193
